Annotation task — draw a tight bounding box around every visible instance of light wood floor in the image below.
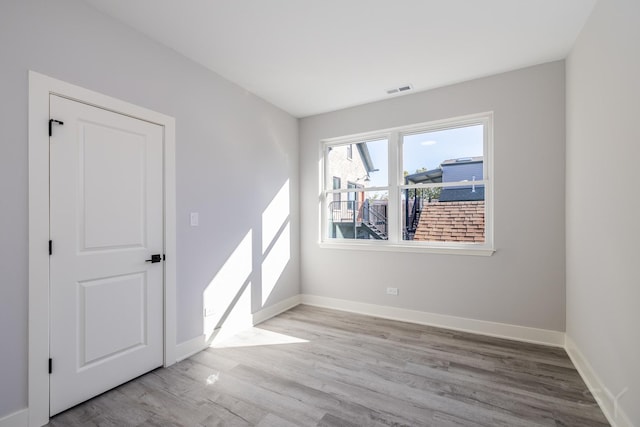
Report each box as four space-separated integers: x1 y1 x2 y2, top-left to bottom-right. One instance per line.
48 305 609 426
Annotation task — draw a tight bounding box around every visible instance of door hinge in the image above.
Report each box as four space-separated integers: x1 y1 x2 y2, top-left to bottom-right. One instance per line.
48 358 52 374
163 254 166 261
49 240 52 255
49 119 64 137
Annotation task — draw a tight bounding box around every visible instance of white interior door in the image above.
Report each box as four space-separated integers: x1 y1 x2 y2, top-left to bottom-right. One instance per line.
49 95 164 415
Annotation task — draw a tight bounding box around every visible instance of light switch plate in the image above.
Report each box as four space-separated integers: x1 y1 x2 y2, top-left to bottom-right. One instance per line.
190 212 199 226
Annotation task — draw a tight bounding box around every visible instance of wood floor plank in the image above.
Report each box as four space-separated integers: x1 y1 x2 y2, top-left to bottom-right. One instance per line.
47 305 609 426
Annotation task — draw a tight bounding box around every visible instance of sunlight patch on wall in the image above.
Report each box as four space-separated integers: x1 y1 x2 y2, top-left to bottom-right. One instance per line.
203 229 252 341
262 180 289 253
261 223 290 306
210 281 254 345
261 179 291 306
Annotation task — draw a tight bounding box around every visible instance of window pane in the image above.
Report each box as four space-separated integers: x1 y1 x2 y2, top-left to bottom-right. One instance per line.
328 191 389 240
327 139 388 188
402 125 483 186
332 177 341 203
402 186 485 243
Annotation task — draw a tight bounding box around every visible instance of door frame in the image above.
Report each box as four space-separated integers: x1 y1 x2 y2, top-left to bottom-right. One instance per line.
28 71 177 427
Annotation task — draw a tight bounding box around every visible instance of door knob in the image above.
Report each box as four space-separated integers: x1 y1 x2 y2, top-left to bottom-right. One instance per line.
145 254 162 263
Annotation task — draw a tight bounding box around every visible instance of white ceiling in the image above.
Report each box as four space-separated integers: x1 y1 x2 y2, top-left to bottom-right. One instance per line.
82 0 596 118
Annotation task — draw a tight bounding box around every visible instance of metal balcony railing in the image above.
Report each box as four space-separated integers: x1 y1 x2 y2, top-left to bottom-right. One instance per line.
329 200 388 239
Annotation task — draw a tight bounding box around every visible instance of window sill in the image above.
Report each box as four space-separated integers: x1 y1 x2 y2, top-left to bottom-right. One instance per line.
318 241 495 256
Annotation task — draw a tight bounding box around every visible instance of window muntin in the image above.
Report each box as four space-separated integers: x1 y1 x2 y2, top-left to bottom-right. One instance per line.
322 113 492 253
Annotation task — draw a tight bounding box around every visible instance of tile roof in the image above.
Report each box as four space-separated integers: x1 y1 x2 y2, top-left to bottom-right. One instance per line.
413 201 485 243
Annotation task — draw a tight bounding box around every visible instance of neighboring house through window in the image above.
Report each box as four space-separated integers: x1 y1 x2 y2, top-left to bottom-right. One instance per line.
332 176 341 203
325 139 385 240
347 181 360 210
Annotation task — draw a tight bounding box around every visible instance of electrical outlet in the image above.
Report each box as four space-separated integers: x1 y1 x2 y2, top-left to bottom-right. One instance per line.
204 307 215 317
386 287 399 296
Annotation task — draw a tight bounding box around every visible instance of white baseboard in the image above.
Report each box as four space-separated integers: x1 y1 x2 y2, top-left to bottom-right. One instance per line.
565 335 633 427
175 295 303 362
0 408 28 427
175 334 209 362
252 295 301 325
300 294 566 347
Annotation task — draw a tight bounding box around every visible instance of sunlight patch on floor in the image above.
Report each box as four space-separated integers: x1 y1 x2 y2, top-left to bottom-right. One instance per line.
209 327 308 349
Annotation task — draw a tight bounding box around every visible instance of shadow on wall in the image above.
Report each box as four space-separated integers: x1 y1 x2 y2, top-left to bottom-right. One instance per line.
202 179 291 345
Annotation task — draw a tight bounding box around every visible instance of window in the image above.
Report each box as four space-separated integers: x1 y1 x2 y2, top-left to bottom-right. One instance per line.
332 176 341 203
325 139 388 240
321 112 493 255
347 182 360 210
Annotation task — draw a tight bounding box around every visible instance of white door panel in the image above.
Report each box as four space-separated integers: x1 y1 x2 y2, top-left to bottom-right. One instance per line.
80 272 148 366
49 95 164 415
81 122 148 250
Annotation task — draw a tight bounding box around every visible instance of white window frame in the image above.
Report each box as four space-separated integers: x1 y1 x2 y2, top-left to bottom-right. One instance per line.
319 112 494 256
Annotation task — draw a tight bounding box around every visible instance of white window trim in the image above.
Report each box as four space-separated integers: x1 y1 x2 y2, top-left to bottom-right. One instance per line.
320 112 494 255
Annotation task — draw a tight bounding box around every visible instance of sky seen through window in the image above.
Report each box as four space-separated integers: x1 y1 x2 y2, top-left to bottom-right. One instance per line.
365 124 484 189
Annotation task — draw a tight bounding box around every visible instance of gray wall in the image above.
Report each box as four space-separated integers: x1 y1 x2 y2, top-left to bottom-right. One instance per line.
0 0 299 417
300 62 566 331
566 0 640 423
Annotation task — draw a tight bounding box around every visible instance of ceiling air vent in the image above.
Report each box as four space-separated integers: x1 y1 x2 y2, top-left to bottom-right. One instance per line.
386 84 413 95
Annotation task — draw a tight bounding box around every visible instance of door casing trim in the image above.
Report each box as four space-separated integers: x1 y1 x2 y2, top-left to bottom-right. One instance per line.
28 71 177 427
